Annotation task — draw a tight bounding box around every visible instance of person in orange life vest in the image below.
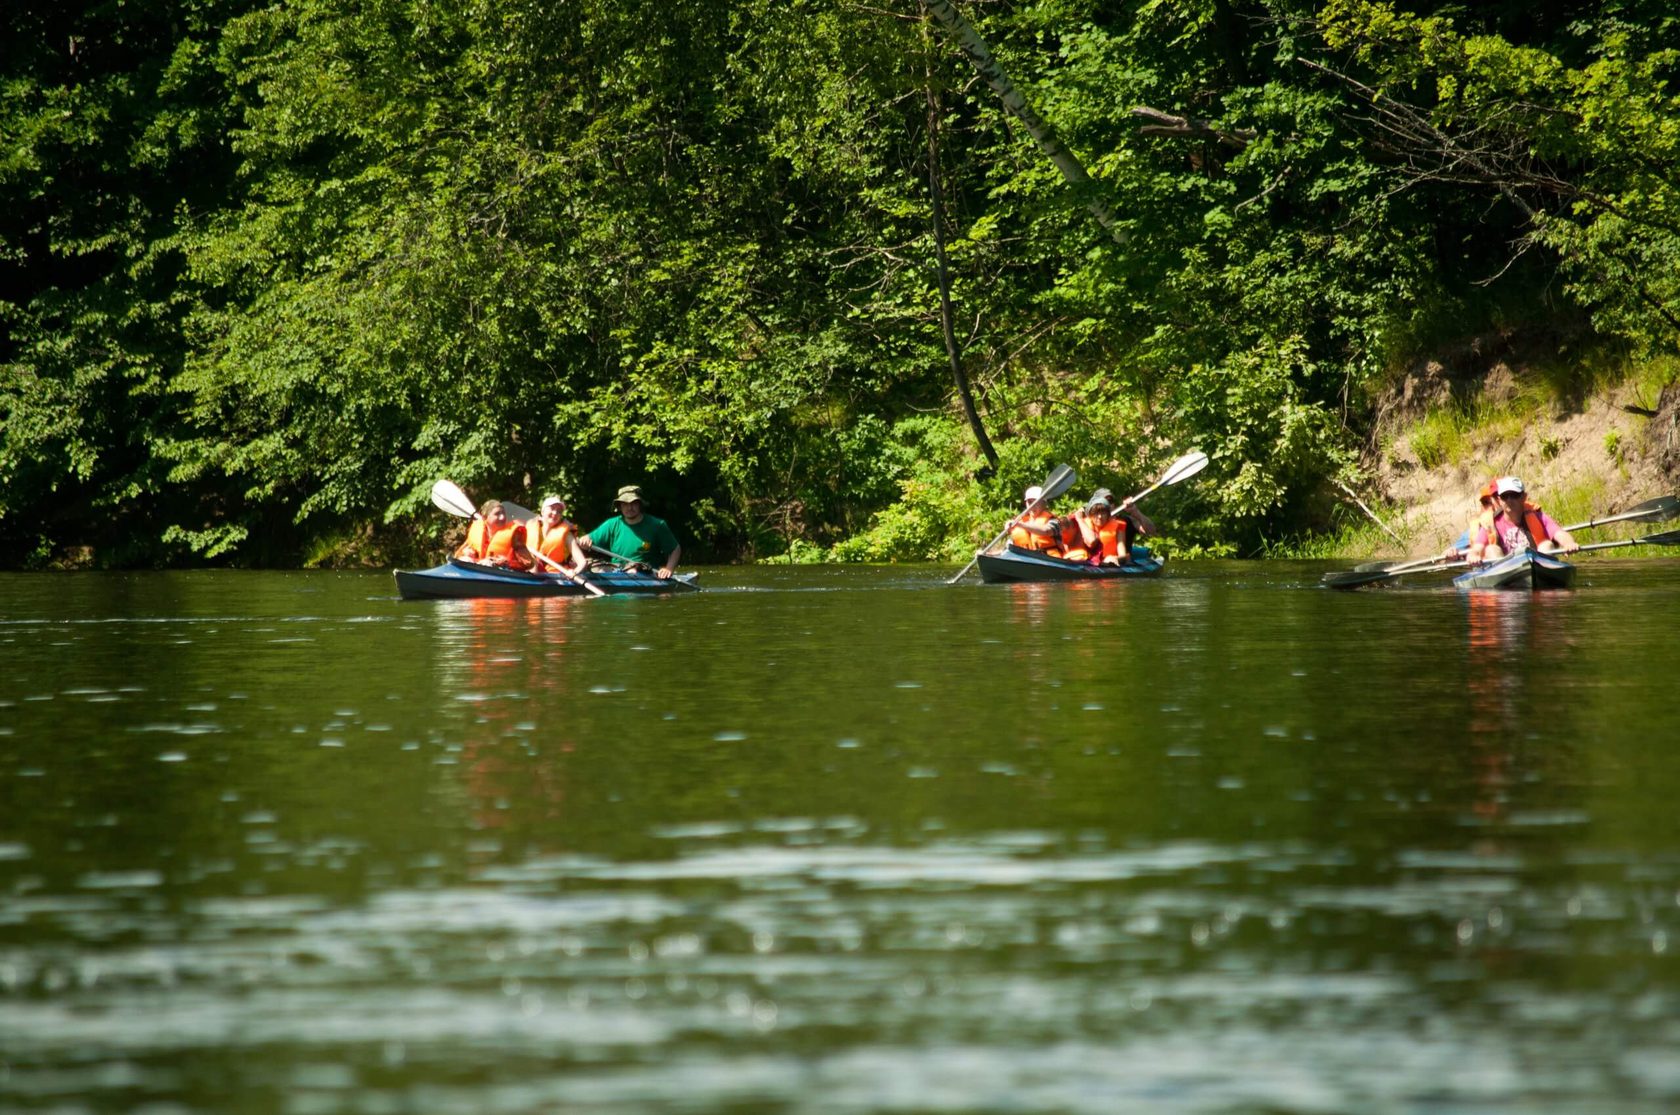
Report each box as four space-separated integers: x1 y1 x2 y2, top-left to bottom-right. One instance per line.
1009 484 1063 555
1066 490 1128 564
457 499 536 570
1082 487 1156 563
1441 478 1498 560
1467 476 1579 562
527 494 587 573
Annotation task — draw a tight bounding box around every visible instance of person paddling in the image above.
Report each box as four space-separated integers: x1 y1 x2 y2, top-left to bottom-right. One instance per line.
457 499 536 570
527 495 587 574
1083 488 1156 564
583 485 683 579
1467 476 1580 563
1065 489 1147 564
1008 484 1064 556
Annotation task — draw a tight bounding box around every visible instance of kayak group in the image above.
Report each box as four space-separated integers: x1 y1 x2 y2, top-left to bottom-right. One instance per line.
1009 484 1156 567
1445 476 1579 563
419 452 1675 597
456 484 683 580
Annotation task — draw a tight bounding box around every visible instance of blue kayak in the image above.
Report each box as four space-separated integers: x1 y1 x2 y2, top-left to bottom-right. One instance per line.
395 558 699 599
977 543 1165 584
1453 549 1576 591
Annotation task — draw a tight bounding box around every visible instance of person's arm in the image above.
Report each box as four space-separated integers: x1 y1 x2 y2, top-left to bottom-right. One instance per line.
579 520 611 560
1120 501 1157 536
565 530 588 572
1545 515 1579 554
1467 523 1495 563
654 521 682 578
509 525 536 569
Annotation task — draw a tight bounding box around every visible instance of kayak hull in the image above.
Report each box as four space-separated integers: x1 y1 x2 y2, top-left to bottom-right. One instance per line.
395 558 699 600
1453 550 1577 591
976 544 1165 584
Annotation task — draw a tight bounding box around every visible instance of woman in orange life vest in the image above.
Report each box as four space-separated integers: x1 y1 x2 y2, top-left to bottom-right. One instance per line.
1009 484 1065 555
526 494 587 574
1467 476 1580 562
1067 488 1156 564
457 499 537 570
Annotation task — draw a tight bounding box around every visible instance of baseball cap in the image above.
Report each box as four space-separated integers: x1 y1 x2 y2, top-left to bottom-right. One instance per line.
1495 476 1525 496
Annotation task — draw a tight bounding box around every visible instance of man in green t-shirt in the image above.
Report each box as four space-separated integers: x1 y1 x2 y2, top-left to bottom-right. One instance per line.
583 485 683 579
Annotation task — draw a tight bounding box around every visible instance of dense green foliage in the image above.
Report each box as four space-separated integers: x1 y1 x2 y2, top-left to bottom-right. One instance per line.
5 0 1679 566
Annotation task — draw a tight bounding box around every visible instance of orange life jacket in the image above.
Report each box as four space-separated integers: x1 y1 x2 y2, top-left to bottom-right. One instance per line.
1059 515 1091 562
526 518 576 565
1477 502 1552 552
459 520 531 569
1010 510 1062 555
1093 517 1127 562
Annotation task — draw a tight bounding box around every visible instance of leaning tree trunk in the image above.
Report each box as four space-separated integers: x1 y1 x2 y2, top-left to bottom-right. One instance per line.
925 80 999 472
922 0 1126 245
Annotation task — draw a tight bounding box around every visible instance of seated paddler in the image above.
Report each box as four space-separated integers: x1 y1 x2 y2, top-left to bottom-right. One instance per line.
1009 484 1064 556
527 494 587 574
1466 476 1579 563
583 485 683 579
457 499 536 570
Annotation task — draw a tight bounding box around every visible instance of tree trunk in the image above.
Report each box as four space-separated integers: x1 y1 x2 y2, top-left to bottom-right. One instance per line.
925 81 998 471
922 0 1126 245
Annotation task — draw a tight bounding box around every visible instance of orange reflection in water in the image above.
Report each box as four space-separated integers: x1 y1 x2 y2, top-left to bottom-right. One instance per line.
444 598 582 836
1463 590 1573 821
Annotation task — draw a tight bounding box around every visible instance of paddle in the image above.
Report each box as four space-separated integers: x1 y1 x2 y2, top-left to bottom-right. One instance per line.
1575 528 1680 554
1349 494 1680 575
1118 450 1209 509
428 480 605 597
947 462 1078 584
1323 559 1475 589
1566 494 1680 532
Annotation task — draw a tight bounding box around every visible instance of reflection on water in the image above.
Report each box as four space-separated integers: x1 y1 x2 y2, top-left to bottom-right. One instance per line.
3 564 1680 1113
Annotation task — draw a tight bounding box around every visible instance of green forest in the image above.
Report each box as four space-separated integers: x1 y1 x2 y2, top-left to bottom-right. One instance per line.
5 0 1679 567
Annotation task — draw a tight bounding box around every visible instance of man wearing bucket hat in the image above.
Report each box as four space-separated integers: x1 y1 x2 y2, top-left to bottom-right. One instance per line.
1466 476 1579 563
582 485 683 579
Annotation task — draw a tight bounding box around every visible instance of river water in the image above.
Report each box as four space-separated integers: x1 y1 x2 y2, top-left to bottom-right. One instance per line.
3 561 1680 1113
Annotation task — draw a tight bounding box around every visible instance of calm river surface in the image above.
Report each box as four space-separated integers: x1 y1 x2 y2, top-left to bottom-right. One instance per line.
4 561 1680 1114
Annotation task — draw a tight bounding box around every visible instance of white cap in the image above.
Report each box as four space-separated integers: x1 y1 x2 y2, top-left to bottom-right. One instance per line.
541 494 565 510
1023 485 1044 504
1495 476 1525 496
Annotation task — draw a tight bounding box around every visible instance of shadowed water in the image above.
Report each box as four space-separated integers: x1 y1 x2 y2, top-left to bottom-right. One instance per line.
3 562 1680 1113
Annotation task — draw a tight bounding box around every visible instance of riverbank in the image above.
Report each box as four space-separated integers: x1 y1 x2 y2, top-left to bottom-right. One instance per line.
1314 338 1680 559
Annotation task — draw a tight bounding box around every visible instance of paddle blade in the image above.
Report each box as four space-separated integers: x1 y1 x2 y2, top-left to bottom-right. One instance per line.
1566 495 1680 532
1637 528 1680 547
1611 495 1680 525
501 499 536 523
430 479 476 519
1041 462 1078 503
1158 450 1209 487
